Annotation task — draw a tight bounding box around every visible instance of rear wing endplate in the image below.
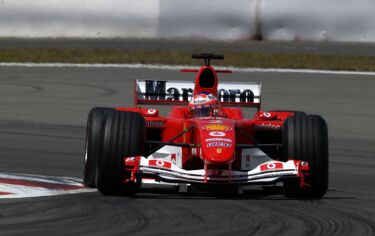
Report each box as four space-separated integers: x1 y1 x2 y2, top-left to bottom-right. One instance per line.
134 80 261 109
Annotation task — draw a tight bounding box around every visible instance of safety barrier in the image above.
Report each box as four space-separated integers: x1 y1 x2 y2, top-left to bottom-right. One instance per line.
0 0 374 42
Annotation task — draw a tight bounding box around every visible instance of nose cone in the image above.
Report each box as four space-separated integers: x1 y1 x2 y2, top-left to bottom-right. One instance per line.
198 120 235 164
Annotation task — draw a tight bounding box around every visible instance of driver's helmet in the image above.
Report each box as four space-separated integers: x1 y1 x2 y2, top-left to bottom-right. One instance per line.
189 93 219 117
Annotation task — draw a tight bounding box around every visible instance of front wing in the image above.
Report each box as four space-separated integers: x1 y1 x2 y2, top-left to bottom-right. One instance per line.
131 157 308 185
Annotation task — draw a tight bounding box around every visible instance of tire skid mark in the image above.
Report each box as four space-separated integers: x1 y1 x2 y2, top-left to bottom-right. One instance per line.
22 79 118 99
123 204 148 235
0 75 117 100
46 81 118 99
230 200 302 236
0 122 84 142
0 129 82 141
0 82 44 96
258 200 375 236
123 199 285 236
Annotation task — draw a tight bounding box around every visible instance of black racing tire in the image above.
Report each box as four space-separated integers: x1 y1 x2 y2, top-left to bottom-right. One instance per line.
83 107 113 188
270 110 306 117
282 115 329 199
97 110 145 196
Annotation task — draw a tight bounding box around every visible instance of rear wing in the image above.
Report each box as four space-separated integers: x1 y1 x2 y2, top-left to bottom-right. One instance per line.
134 80 261 109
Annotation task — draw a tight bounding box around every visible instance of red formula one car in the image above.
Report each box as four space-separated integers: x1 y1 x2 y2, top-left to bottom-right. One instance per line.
83 53 328 198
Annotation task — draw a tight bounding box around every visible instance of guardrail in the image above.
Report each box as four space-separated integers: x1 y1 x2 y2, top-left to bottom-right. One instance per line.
0 0 374 42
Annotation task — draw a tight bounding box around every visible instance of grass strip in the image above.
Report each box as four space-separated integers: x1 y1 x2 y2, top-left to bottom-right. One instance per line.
1 48 375 71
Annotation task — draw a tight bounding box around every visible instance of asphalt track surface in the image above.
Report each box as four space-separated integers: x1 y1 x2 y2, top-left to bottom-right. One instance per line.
0 65 375 235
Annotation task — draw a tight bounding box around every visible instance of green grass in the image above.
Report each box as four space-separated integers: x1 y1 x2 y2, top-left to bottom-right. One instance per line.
1 48 375 71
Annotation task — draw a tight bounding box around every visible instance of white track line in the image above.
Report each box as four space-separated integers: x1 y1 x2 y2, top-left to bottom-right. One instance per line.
1 62 375 76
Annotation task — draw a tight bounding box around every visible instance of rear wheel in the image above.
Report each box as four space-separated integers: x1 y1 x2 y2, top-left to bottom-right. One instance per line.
97 110 145 196
83 107 113 187
282 115 328 198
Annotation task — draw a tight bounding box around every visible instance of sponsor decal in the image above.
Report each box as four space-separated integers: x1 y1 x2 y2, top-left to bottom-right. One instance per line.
260 162 283 172
146 109 158 115
254 123 281 131
203 124 232 131
171 153 177 165
263 112 271 118
149 160 172 169
205 138 232 143
209 131 226 137
142 80 255 102
124 156 140 167
207 142 232 148
145 120 164 127
190 94 214 104
125 156 135 163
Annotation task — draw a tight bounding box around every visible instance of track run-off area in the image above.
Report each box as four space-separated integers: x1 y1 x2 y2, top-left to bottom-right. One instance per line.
0 64 374 235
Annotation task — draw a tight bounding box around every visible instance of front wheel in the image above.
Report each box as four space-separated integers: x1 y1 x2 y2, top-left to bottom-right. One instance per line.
83 107 113 187
96 110 146 196
282 115 329 199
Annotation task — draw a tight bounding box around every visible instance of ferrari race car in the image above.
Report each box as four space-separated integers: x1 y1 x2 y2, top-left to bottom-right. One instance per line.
83 53 328 198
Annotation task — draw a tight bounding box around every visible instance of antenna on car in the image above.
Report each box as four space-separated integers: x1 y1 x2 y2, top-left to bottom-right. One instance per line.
192 53 224 66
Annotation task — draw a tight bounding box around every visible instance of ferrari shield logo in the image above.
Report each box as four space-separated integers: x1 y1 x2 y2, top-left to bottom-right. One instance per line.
217 148 222 153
